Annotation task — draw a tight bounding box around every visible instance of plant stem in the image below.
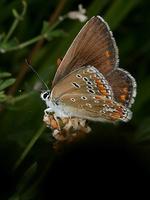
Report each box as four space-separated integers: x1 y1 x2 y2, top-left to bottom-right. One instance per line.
8 91 34 104
2 15 65 53
13 124 46 171
7 35 44 52
3 20 18 43
48 17 65 31
24 158 54 196
3 1 27 43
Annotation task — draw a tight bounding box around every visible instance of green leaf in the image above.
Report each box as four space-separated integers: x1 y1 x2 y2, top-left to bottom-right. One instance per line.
50 29 66 37
0 72 11 78
0 32 5 41
0 78 15 91
41 21 49 34
0 38 19 53
12 9 21 20
45 29 66 41
104 0 140 30
16 162 37 192
0 91 7 102
41 21 66 41
12 1 27 21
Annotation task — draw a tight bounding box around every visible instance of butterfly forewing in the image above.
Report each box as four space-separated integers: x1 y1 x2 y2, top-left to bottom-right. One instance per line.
52 16 119 86
106 68 137 108
51 65 113 101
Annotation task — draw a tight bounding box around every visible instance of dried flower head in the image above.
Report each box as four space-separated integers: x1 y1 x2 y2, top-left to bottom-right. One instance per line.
43 113 91 141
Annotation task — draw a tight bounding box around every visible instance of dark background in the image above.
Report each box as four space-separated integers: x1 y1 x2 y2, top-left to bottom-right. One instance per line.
0 0 150 199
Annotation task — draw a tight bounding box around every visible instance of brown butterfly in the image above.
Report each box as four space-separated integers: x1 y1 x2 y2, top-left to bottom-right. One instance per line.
41 16 136 124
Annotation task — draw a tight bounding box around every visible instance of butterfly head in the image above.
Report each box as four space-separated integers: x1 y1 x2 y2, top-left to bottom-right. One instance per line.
41 90 51 101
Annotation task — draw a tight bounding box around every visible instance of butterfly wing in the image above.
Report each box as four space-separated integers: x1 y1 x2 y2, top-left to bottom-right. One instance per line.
59 93 132 122
106 68 137 108
51 65 113 102
51 66 131 122
52 16 118 86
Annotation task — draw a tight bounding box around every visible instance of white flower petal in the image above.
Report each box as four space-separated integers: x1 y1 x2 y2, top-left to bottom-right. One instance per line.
78 4 86 14
67 4 88 22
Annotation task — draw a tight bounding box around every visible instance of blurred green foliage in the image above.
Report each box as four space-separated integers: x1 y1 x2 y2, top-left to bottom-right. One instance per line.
0 72 15 102
0 0 150 199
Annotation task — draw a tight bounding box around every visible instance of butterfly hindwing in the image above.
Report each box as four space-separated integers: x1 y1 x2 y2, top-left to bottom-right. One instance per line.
106 68 137 108
59 93 132 122
52 16 119 86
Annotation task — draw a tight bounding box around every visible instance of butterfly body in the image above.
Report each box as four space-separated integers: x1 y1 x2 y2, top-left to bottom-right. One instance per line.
41 16 137 141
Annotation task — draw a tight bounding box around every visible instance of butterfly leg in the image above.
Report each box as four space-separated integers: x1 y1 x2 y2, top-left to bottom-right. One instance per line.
44 108 52 115
53 114 61 131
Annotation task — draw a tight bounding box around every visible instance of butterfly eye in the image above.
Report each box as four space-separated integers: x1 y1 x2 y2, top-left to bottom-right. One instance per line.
44 93 49 99
41 91 50 100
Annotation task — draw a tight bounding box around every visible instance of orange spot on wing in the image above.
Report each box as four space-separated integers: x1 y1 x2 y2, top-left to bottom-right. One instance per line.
98 84 105 90
95 95 101 99
100 89 107 96
116 106 123 113
93 76 109 97
105 50 111 58
120 94 126 101
95 79 101 84
110 112 121 120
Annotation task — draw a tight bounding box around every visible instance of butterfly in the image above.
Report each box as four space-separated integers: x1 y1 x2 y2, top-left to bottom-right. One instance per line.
41 16 136 137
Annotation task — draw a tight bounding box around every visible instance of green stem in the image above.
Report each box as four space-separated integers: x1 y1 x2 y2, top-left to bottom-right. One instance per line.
6 35 44 52
8 91 34 104
3 1 27 43
3 20 19 43
25 159 54 195
13 124 46 171
1 14 66 53
49 16 66 30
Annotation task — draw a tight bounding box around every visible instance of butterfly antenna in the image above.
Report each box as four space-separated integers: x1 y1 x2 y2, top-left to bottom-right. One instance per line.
25 59 49 91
